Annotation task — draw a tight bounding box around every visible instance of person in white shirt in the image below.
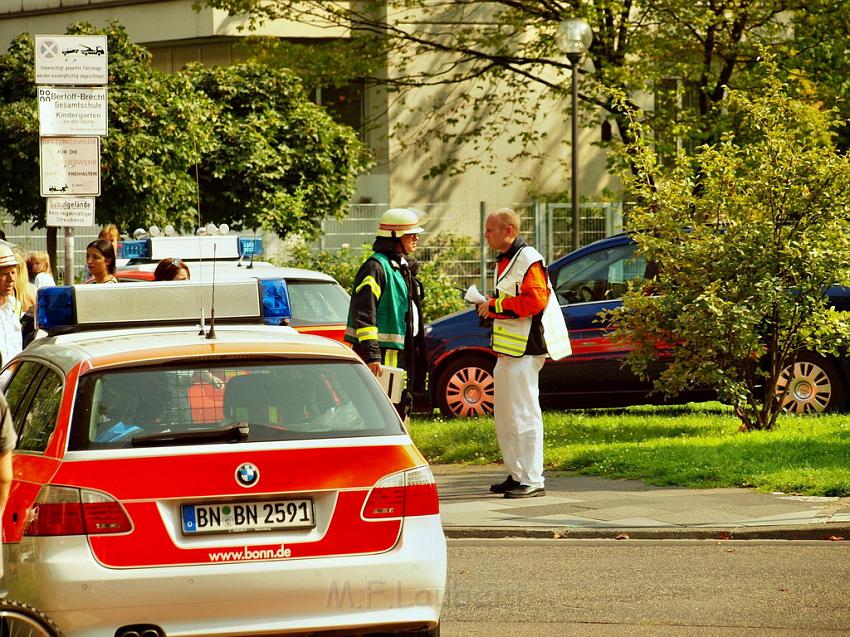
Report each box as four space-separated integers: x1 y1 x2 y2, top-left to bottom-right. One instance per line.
0 244 22 368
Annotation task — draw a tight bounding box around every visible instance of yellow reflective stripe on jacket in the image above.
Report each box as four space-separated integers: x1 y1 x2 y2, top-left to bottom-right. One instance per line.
492 324 529 356
377 332 405 345
495 294 504 314
492 338 526 356
355 275 381 300
356 326 378 341
384 349 398 367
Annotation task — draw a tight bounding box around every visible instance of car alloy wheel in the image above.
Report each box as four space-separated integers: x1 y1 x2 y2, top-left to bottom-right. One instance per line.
775 354 846 415
436 356 495 418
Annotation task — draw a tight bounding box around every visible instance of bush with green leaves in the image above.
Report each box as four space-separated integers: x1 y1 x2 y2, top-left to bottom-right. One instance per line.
611 61 850 431
0 22 369 235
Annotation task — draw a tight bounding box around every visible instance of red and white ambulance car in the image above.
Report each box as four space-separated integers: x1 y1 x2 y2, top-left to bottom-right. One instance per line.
3 279 445 637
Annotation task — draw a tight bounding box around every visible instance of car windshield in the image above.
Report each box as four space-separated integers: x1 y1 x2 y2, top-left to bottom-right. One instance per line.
286 281 350 326
69 360 402 450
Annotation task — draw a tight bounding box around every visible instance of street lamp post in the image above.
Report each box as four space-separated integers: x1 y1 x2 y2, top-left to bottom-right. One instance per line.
557 18 593 252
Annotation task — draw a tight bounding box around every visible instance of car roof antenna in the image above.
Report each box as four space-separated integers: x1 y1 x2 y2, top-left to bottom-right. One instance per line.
205 244 217 340
193 139 207 337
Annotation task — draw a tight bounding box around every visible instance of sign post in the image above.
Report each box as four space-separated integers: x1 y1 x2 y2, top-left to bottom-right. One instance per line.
36 34 108 283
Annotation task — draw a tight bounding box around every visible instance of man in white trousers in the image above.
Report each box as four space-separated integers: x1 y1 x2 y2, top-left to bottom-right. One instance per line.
476 209 571 498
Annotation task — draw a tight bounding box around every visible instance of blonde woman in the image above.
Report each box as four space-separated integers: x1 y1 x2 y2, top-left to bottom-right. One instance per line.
27 251 56 289
11 246 35 314
98 224 121 256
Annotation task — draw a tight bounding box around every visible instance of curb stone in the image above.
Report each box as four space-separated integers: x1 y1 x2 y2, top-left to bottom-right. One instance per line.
443 524 850 541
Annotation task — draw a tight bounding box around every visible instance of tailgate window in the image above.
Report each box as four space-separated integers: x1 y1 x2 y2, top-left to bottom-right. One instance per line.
69 360 403 450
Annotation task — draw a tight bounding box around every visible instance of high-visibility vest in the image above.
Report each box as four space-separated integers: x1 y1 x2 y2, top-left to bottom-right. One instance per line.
345 252 408 350
491 246 572 360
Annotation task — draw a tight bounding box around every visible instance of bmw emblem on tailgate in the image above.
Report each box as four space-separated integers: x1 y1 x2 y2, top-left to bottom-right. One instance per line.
235 462 260 488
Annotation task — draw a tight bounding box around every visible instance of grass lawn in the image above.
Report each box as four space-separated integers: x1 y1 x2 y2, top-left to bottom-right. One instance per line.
408 402 850 496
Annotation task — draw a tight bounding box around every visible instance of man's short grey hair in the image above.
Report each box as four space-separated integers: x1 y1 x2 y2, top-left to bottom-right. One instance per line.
491 208 521 235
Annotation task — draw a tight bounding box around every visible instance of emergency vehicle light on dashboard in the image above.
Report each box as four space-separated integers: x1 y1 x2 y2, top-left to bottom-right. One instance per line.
117 235 264 261
36 278 291 334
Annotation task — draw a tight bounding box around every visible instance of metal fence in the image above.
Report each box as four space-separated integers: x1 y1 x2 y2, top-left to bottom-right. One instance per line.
314 202 625 290
2 201 624 287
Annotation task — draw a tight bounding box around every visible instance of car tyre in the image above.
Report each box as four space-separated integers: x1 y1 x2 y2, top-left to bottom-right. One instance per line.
435 354 495 418
775 352 848 414
0 599 62 636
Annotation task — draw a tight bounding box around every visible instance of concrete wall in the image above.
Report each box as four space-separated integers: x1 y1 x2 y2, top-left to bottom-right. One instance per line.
0 0 348 50
372 7 618 226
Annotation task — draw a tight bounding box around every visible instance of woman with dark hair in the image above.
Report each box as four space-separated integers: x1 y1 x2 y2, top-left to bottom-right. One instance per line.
153 258 190 281
86 239 118 284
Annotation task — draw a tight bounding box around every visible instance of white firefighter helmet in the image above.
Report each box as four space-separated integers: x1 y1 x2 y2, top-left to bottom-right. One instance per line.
376 208 426 238
0 243 17 269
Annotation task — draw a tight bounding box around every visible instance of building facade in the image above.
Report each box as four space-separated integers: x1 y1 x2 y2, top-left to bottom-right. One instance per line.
0 0 618 224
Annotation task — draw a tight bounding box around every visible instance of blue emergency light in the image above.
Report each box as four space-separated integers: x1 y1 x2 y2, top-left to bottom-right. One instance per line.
116 239 152 260
238 238 264 257
36 286 75 332
36 278 292 334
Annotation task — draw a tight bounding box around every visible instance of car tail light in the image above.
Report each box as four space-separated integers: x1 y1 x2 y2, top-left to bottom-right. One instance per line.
25 485 132 537
362 466 440 519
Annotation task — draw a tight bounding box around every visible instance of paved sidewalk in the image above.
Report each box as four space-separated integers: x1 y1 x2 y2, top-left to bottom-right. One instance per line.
432 464 850 540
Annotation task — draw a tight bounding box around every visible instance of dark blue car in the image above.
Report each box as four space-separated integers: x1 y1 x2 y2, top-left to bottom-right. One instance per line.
425 233 850 418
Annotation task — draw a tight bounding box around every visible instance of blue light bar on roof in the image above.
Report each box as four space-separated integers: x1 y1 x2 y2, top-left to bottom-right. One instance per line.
116 235 264 261
117 239 152 260
36 278 292 334
238 237 264 257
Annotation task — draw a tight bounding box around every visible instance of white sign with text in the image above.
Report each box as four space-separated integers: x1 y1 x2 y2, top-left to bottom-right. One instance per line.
35 35 108 85
39 136 101 196
38 87 108 136
46 197 95 227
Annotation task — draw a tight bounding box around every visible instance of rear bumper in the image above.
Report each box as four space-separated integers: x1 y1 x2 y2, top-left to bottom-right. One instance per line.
5 516 446 637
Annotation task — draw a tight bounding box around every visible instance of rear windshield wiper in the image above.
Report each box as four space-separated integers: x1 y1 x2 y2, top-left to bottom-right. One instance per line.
131 422 249 447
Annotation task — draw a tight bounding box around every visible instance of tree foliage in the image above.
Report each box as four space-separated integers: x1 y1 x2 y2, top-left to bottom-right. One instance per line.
609 62 850 431
199 0 850 183
0 22 370 235
187 62 371 237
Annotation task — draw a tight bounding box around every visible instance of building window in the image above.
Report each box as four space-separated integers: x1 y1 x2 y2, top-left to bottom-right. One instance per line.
313 81 366 138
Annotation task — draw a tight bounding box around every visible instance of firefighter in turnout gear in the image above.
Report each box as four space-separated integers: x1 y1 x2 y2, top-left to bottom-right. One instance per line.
345 208 427 419
476 208 571 498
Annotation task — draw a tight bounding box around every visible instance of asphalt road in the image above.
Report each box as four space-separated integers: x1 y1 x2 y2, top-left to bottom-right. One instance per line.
441 539 850 636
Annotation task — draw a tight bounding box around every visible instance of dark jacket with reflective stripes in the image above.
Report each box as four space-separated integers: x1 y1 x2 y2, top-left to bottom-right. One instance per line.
345 242 426 393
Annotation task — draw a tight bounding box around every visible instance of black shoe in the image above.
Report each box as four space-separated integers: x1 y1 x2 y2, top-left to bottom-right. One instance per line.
489 475 520 494
504 484 545 499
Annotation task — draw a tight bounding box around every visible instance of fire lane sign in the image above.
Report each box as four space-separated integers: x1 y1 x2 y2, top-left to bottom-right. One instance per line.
40 136 101 197
38 86 108 136
35 35 108 85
